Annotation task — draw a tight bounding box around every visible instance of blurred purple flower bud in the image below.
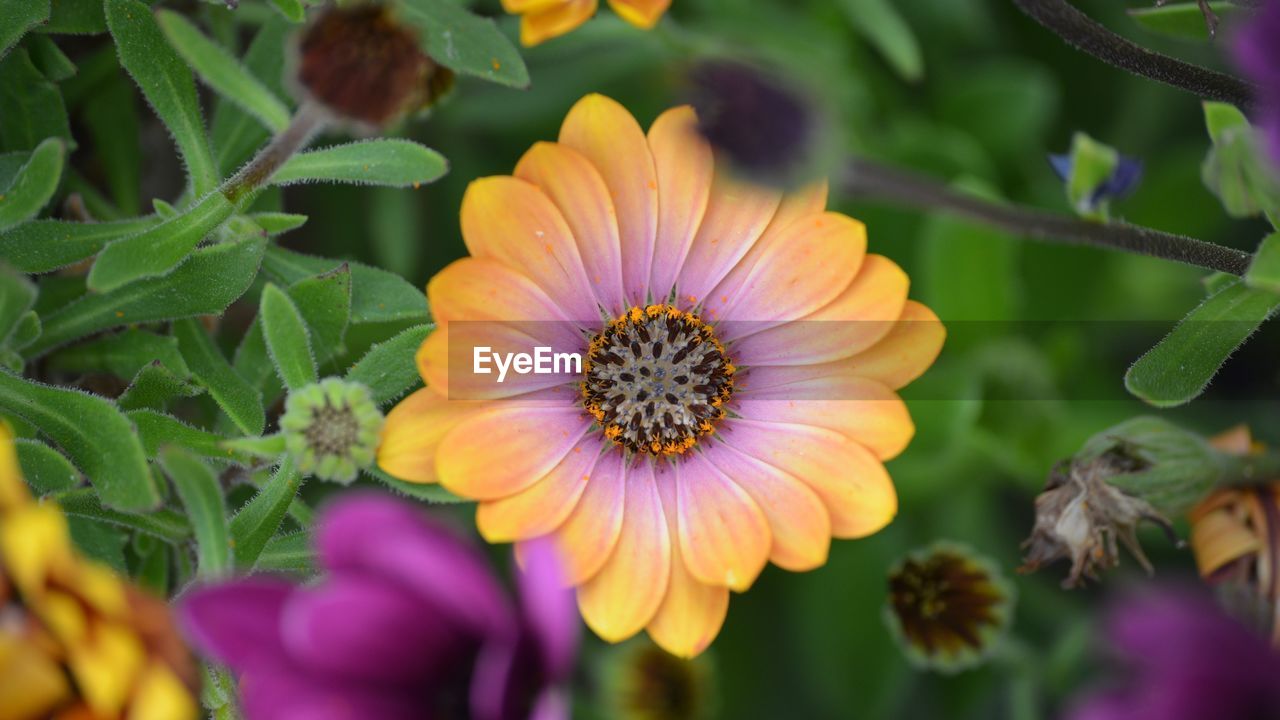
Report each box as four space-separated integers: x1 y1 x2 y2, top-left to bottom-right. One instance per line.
689 60 815 184
1232 0 1280 165
1068 588 1280 720
179 493 578 720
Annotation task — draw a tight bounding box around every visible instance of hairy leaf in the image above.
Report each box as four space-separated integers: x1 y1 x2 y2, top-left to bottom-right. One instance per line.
0 371 157 509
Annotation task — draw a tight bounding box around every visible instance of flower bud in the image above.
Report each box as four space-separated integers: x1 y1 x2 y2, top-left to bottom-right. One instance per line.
885 542 1014 673
688 60 818 186
295 3 453 128
1048 131 1142 220
605 641 714 720
1021 416 1227 587
280 378 384 484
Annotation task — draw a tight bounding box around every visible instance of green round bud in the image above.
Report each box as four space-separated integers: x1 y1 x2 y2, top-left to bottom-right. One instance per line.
280 378 383 484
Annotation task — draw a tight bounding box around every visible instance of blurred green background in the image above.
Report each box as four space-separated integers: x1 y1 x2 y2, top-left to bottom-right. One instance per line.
49 0 1280 716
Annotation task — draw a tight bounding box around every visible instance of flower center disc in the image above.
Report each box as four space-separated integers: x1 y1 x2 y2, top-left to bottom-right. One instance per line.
581 305 735 457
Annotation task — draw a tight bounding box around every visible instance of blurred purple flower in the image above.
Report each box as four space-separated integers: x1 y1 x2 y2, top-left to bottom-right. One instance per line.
1069 589 1280 720
1233 0 1280 164
179 494 578 720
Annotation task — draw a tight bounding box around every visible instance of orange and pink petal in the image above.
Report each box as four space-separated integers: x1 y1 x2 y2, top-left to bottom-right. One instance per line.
576 462 671 642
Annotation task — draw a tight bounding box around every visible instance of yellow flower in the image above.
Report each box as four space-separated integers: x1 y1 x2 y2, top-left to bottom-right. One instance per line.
0 424 198 720
502 0 672 46
379 94 944 658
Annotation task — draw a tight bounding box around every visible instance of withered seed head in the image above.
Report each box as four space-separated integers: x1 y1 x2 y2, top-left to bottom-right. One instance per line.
297 3 453 128
1020 454 1179 588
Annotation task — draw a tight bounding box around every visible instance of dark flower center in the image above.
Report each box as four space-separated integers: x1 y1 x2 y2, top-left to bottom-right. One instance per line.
888 550 1005 657
581 305 735 457
304 403 361 457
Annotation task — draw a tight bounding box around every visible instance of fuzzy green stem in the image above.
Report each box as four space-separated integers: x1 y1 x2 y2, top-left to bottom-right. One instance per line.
223 100 329 206
1012 0 1257 111
842 157 1253 275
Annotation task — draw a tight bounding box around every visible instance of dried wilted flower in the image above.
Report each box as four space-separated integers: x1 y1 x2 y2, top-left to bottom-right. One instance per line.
1021 417 1229 587
885 542 1014 673
1189 425 1280 645
295 3 453 128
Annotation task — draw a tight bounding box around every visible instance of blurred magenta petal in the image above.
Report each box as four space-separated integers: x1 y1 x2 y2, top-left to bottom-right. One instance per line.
239 667 427 720
280 574 467 685
316 493 513 636
179 492 578 720
1233 0 1280 164
517 537 579 680
179 577 294 670
1068 589 1280 720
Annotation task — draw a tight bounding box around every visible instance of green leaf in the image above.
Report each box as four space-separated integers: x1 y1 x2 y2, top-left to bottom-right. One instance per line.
118 362 203 411
273 139 449 188
256 530 313 573
87 191 235 292
369 466 463 504
0 0 51 60
9 311 38 350
263 247 428 324
159 446 230 577
1129 1 1238 40
0 265 36 345
399 0 528 88
82 74 142 215
130 409 252 464
41 0 107 34
1126 280 1280 406
229 457 303 568
287 264 351 363
66 515 127 571
250 212 307 236
175 317 265 435
134 537 169 594
0 216 158 273
105 0 219 196
27 234 265 356
211 18 288 176
0 371 157 509
0 137 65 231
45 328 189 381
50 487 189 543
1245 233 1280 294
347 324 430 405
837 0 923 81
260 283 317 390
0 47 70 152
15 438 81 494
26 34 76 81
1201 101 1280 218
266 0 305 23
157 10 291 133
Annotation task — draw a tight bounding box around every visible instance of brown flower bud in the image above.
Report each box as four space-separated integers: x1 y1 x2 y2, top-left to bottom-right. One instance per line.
296 3 453 128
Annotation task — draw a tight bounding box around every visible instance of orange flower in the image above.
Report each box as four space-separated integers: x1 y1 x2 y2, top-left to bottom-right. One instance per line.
379 94 944 657
0 424 198 720
502 0 671 46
